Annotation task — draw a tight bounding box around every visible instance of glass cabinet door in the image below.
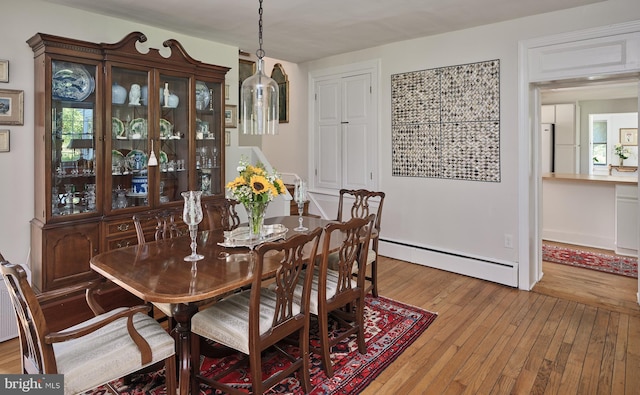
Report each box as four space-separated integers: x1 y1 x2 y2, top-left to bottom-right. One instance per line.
51 60 98 217
109 67 151 211
195 79 222 196
158 74 189 204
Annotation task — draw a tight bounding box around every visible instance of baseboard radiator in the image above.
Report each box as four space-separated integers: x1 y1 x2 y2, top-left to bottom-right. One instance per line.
1 278 18 341
379 239 519 288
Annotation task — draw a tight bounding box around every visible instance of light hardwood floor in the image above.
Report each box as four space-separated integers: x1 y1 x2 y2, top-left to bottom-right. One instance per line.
1 255 638 394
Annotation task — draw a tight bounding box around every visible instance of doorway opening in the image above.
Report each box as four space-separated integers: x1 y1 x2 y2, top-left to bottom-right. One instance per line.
534 78 639 312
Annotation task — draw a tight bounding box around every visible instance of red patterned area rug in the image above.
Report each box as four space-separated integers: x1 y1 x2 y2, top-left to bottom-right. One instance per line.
542 243 638 278
84 295 437 395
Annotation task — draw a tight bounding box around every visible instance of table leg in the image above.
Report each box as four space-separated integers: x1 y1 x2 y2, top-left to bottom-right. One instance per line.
173 303 198 395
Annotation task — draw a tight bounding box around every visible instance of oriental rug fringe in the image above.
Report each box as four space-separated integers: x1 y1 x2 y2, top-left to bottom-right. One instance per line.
542 243 637 278
84 295 437 395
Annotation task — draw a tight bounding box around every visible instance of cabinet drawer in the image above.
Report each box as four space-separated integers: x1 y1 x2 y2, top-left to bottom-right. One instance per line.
105 218 136 236
106 235 139 251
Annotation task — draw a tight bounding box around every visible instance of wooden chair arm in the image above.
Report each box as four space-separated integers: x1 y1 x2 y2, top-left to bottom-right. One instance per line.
44 304 150 343
36 279 102 305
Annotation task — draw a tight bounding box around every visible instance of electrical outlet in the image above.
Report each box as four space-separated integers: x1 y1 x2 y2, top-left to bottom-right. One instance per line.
504 234 513 249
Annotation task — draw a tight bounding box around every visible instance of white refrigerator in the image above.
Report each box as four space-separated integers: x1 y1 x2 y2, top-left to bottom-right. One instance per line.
541 123 554 173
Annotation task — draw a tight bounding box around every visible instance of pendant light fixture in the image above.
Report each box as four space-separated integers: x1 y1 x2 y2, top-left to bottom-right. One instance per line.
241 0 279 135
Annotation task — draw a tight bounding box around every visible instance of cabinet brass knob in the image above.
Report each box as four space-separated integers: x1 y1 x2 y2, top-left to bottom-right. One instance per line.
117 223 130 232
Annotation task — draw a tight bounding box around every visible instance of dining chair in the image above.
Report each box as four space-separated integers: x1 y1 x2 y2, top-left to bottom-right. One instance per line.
301 214 375 378
190 228 323 395
132 208 184 328
133 208 184 245
1 259 176 395
337 189 386 297
204 197 241 231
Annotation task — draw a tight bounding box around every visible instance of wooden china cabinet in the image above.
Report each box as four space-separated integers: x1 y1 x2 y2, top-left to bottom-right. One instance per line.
28 32 229 322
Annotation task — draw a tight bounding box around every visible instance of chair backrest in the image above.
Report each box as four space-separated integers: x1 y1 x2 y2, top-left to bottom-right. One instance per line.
1 261 56 374
250 228 322 341
337 189 385 233
133 208 182 245
204 198 241 231
319 214 375 303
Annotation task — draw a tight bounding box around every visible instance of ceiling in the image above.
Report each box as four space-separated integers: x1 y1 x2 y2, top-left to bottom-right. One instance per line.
42 0 605 63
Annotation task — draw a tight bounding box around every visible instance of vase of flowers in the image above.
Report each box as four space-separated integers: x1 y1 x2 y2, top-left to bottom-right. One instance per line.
226 156 286 238
615 143 630 166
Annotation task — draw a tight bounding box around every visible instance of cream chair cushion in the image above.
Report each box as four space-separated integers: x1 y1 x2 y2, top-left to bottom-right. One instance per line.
293 268 356 315
191 288 300 355
53 308 175 395
152 302 173 317
327 249 376 274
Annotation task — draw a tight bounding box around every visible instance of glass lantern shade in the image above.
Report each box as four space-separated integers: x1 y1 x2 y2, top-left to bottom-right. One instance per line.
241 58 279 135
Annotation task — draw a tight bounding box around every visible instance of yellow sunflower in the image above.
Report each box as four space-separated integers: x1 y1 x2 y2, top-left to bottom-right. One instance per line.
249 175 270 194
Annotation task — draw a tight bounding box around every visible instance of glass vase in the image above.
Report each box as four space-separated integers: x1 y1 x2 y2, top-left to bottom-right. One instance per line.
182 191 204 262
244 201 268 239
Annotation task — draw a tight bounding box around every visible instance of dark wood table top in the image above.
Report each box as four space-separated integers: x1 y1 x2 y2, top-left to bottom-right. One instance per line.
90 215 337 304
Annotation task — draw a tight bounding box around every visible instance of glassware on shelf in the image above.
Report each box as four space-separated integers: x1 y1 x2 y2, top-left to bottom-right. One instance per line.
293 179 308 231
115 190 128 209
86 184 96 210
52 187 59 215
64 184 75 212
182 190 204 262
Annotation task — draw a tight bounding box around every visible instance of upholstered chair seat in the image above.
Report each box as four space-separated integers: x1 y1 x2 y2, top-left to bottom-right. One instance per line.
54 308 175 394
192 288 299 355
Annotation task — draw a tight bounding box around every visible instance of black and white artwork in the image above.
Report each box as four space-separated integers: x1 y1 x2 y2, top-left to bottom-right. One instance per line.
391 59 500 182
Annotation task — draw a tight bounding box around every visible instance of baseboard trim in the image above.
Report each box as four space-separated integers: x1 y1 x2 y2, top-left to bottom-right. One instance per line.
379 239 518 288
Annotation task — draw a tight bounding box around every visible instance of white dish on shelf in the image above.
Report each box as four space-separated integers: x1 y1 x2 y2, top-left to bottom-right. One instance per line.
159 150 168 164
195 81 210 110
112 117 126 139
129 118 147 139
52 62 95 101
159 119 173 139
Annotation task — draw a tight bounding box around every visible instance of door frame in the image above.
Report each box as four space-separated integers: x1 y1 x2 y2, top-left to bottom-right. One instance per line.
518 21 640 300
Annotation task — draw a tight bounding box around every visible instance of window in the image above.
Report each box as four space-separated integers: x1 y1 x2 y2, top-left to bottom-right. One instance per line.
592 120 607 166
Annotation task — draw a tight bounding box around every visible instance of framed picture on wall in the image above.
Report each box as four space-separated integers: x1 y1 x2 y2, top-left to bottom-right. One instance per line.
620 128 637 146
271 63 289 123
0 89 24 125
225 105 237 128
0 60 8 83
0 129 9 152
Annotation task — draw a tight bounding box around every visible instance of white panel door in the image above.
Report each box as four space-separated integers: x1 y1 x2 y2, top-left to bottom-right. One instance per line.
314 72 374 191
316 80 341 189
342 74 371 189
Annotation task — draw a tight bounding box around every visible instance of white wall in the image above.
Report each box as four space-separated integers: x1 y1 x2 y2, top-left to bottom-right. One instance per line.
0 0 239 267
301 0 640 284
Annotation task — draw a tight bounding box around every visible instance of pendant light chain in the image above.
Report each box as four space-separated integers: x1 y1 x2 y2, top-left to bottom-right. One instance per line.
256 0 265 59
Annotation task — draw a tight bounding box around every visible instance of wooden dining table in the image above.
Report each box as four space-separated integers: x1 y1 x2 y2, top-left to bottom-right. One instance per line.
90 215 336 395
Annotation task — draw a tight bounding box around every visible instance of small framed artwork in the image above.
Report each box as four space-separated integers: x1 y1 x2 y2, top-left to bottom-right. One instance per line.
0 129 9 152
225 130 231 146
225 84 230 101
620 128 637 146
225 105 237 128
0 89 24 125
0 60 8 83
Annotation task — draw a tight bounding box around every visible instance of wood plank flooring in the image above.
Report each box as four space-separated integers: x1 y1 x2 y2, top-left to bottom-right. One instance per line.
1 255 638 394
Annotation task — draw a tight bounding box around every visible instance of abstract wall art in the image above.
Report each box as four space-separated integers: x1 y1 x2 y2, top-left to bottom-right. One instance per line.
391 59 500 182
